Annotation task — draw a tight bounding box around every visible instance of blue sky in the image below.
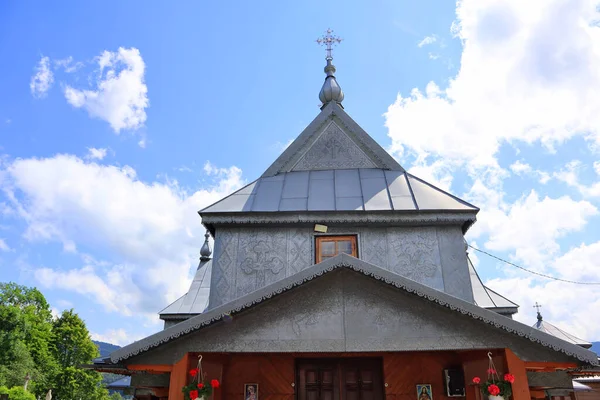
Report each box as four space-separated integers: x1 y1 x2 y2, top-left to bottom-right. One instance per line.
1 0 600 345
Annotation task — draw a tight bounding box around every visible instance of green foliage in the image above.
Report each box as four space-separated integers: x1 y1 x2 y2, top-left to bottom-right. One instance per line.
109 392 125 400
0 283 57 397
0 386 36 400
0 283 110 400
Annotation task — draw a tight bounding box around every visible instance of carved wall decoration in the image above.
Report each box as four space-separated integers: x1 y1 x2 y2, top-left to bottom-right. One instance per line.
238 229 287 290
292 122 377 171
386 227 444 290
209 228 239 308
361 228 388 269
288 228 312 274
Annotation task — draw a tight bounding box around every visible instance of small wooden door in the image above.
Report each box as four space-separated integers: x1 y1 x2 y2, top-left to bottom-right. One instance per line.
296 358 384 400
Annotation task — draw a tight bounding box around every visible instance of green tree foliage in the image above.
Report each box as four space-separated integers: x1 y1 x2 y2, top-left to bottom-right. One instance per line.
0 284 110 400
0 386 36 400
51 310 108 400
0 283 57 396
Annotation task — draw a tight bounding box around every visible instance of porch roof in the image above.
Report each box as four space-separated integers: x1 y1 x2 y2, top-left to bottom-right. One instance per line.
109 254 598 365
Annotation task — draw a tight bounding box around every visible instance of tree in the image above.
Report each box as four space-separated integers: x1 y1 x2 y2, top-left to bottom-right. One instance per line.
0 283 57 396
51 310 108 400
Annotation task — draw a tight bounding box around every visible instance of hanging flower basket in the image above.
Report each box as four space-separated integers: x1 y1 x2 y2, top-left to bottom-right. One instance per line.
182 355 220 400
471 352 514 400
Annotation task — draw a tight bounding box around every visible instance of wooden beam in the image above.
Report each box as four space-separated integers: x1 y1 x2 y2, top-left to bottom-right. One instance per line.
505 349 531 400
524 362 578 371
153 388 170 397
529 389 546 398
127 364 172 373
168 353 190 400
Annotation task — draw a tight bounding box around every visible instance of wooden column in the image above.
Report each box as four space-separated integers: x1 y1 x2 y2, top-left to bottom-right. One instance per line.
505 349 531 400
168 353 190 400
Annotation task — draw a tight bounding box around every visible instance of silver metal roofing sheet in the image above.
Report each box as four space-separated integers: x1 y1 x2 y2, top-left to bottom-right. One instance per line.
200 169 478 214
469 256 518 309
533 320 592 347
408 175 475 211
159 260 212 317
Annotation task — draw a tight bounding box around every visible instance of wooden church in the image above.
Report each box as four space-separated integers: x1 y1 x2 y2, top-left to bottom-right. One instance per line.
92 32 598 400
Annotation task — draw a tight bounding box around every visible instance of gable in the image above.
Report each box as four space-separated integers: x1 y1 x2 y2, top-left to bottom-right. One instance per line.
112 254 596 365
126 269 584 366
261 102 403 177
291 121 377 171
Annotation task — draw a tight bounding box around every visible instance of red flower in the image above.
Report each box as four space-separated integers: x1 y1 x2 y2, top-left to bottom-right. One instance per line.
487 368 497 375
189 390 199 400
487 384 500 396
197 383 204 389
504 373 515 383
472 377 481 384
211 379 220 388
189 368 199 377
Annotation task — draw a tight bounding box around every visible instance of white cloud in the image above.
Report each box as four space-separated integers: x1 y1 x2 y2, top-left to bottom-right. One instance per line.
554 160 600 197
594 161 600 176
64 48 148 133
86 147 108 160
467 182 598 269
509 160 532 175
385 0 600 168
486 240 600 340
54 56 83 73
0 238 10 252
91 328 145 347
1 154 245 318
418 35 438 47
30 56 54 98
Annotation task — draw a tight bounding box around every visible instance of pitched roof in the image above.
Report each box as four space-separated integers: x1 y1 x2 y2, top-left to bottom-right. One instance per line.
158 259 212 319
533 318 592 349
468 256 518 313
199 101 478 222
109 254 597 364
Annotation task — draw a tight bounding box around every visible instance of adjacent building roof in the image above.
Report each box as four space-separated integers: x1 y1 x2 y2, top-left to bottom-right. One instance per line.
158 259 212 320
468 256 518 315
109 254 598 364
533 313 592 349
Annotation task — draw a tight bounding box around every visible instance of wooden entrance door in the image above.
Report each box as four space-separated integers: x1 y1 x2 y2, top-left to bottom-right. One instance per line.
296 358 384 400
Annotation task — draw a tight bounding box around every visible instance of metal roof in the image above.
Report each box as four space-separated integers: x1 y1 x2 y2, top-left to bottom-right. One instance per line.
159 259 212 318
533 317 592 349
468 256 519 312
200 169 478 214
109 254 598 364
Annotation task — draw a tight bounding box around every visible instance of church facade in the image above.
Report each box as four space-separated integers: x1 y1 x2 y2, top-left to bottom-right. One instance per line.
93 36 598 400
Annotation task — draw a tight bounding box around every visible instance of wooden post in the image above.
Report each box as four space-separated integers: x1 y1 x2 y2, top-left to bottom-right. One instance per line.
505 349 531 400
168 353 190 400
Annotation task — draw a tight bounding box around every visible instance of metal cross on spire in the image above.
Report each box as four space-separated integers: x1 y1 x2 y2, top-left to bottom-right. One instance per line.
316 28 342 59
533 302 543 321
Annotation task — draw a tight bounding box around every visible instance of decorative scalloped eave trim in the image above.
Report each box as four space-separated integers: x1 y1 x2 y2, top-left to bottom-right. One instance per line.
201 213 477 225
112 261 595 363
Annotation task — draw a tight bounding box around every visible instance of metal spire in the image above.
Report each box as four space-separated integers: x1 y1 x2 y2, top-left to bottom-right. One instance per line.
534 302 542 321
200 230 212 262
316 29 344 106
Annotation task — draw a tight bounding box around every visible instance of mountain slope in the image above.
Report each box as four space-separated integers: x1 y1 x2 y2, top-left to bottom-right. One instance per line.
93 340 121 358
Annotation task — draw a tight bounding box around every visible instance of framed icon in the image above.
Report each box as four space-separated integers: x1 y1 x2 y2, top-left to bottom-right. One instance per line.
244 383 258 400
417 384 432 400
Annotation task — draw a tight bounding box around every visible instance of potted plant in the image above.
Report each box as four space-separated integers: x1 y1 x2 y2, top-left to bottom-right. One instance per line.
472 370 515 400
182 356 220 400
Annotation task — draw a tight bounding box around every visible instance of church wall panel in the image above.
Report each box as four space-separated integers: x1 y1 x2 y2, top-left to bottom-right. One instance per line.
209 224 474 311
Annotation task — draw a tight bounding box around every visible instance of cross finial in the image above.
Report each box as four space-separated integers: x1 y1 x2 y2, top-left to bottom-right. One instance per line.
316 28 342 59
533 302 543 321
